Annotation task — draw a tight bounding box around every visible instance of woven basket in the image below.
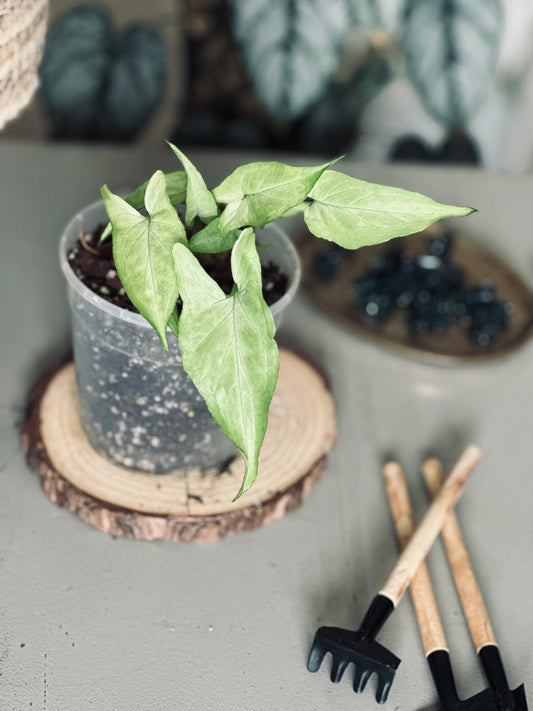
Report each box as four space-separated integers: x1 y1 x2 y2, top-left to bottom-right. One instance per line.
0 0 48 130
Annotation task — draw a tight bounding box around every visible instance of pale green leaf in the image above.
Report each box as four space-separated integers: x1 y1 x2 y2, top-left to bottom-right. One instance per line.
100 171 187 241
167 142 218 227
173 228 278 499
188 217 240 254
213 159 337 234
167 308 180 339
101 170 187 349
305 170 475 248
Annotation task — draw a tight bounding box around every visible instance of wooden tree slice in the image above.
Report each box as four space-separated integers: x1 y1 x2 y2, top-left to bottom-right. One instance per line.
21 349 337 542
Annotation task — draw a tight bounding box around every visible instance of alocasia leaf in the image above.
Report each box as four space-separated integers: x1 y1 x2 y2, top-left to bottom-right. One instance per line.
188 217 240 254
173 228 278 499
101 170 187 349
402 0 502 127
229 0 353 120
100 170 187 240
305 170 474 248
213 159 335 234
167 141 218 227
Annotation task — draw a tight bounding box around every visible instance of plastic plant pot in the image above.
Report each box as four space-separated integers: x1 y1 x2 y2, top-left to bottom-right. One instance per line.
59 199 301 473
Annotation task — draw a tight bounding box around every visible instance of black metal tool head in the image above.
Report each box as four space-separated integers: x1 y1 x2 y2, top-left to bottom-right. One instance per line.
307 625 400 704
428 650 499 711
479 646 529 711
506 684 529 711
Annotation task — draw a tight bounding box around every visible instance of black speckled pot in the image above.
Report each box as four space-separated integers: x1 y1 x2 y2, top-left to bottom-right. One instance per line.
59 199 301 473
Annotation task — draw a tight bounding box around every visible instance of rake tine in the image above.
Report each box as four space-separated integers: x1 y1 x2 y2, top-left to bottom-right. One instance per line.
307 643 326 674
330 657 348 683
423 459 528 711
353 665 372 694
375 672 395 705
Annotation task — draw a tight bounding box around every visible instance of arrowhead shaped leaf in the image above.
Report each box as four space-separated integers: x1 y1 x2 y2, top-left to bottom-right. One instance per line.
304 170 475 248
402 0 502 127
213 159 335 234
167 142 218 227
101 170 187 349
173 228 278 499
188 217 240 254
100 170 187 241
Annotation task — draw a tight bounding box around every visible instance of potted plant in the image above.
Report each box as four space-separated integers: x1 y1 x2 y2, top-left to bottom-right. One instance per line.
60 142 473 500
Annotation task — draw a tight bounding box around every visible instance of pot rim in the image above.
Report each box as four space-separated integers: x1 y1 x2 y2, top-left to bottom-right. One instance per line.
59 197 302 330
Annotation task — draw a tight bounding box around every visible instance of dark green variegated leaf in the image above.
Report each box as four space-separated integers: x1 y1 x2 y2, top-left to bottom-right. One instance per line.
167 141 218 226
402 0 502 127
188 217 240 254
305 170 474 248
213 159 335 234
173 228 278 499
229 0 353 120
100 170 187 241
101 170 187 348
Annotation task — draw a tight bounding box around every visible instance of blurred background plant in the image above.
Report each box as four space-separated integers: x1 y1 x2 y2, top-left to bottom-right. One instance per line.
4 0 533 170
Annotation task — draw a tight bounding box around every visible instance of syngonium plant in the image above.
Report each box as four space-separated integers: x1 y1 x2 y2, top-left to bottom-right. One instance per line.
100 142 474 499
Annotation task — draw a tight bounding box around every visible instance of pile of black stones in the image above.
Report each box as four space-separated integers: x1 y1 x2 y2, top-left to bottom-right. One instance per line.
311 232 513 346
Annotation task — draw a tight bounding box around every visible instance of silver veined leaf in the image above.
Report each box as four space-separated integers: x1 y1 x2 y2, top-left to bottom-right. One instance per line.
229 0 354 121
402 0 503 127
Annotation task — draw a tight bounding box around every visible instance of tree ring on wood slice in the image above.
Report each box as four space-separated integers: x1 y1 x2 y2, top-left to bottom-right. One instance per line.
21 349 337 542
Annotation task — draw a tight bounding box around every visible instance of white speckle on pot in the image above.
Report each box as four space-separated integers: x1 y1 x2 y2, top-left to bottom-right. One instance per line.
114 394 121 401
178 434 187 443
100 393 108 399
188 411 195 418
121 372 128 378
151 437 161 447
141 410 150 417
109 374 117 383
123 457 134 467
136 459 154 472
85 385 93 393
154 395 161 402
136 397 147 406
99 286 110 295
110 406 120 415
106 269 117 279
165 401 177 410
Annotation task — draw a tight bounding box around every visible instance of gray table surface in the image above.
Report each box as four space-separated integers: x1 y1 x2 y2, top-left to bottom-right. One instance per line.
1 139 532 711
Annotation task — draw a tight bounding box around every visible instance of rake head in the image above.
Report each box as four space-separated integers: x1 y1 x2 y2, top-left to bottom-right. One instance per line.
307 625 400 704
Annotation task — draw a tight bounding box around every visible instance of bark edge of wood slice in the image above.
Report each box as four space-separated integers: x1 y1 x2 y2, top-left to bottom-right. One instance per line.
21 348 337 542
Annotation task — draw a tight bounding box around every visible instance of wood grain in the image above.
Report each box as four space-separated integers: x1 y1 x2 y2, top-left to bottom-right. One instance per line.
423 458 497 651
379 445 481 606
383 461 448 655
21 349 337 542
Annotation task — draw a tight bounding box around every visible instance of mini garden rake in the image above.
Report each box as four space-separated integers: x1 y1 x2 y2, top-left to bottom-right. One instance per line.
423 459 528 711
307 444 482 704
384 460 498 710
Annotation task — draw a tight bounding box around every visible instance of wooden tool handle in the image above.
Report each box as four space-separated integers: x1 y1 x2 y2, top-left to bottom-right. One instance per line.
422 458 497 651
379 445 481 607
383 462 448 655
